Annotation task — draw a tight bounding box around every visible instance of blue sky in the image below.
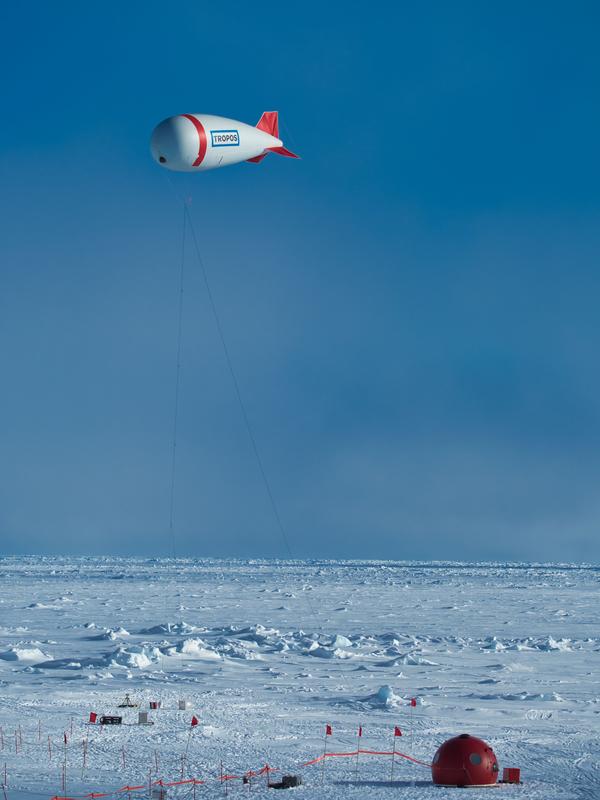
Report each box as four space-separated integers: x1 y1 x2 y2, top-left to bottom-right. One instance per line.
1 2 600 561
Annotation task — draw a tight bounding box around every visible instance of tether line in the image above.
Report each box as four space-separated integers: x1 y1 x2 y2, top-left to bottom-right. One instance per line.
160 175 318 622
168 202 187 558
184 206 295 560
184 206 318 620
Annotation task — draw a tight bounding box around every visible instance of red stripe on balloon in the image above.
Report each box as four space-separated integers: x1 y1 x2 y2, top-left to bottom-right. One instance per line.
182 114 207 167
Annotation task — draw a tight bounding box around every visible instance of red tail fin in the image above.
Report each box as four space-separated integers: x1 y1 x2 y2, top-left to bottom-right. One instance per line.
247 112 300 163
247 146 299 163
256 111 279 137
268 146 299 159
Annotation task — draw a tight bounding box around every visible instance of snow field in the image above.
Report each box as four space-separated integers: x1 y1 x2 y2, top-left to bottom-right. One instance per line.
0 558 598 799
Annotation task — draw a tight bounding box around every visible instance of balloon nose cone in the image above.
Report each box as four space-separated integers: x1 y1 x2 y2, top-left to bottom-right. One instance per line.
150 115 200 172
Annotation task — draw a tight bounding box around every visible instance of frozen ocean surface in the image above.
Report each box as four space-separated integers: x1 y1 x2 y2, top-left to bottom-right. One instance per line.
0 557 598 799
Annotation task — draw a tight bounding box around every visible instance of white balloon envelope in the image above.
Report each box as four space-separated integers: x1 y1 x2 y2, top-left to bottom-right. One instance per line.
150 111 299 173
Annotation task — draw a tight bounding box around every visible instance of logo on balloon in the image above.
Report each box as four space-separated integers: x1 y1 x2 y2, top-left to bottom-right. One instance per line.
211 130 240 147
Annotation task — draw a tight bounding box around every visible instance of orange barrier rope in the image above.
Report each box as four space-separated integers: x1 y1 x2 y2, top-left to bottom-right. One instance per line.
359 748 431 767
48 746 430 799
160 780 203 787
49 763 277 799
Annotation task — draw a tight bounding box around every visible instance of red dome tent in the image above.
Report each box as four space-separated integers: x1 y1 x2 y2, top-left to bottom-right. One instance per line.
431 733 499 787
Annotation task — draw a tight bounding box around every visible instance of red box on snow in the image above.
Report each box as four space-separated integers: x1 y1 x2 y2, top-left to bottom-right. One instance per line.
502 768 521 784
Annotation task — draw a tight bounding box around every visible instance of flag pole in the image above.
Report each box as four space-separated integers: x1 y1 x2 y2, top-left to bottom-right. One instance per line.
185 727 193 759
63 732 68 795
410 698 417 785
321 726 329 786
221 760 227 797
185 716 198 772
411 699 415 785
390 729 395 783
354 726 361 782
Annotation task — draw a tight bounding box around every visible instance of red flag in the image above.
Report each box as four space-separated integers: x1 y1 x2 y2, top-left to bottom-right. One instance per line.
410 698 417 707
394 726 402 737
325 724 332 736
191 716 199 727
89 712 97 724
358 726 362 737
